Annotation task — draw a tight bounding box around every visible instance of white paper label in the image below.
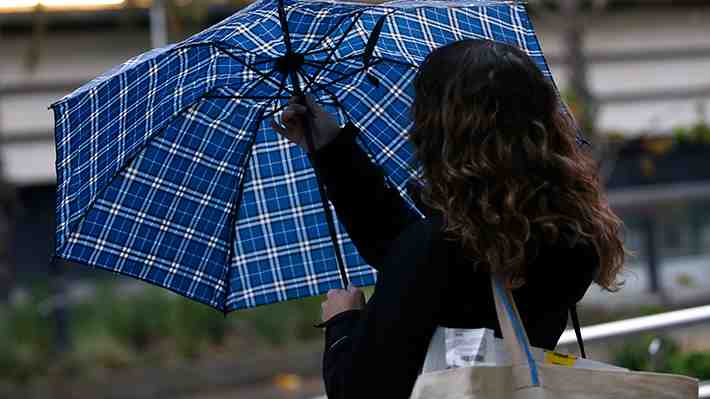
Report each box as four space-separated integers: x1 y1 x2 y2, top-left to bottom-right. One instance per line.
445 328 494 368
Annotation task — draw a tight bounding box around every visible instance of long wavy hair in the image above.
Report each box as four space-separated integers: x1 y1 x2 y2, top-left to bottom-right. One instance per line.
409 39 624 291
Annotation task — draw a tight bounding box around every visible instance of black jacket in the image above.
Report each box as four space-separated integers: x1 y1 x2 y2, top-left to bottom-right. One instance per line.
311 123 599 399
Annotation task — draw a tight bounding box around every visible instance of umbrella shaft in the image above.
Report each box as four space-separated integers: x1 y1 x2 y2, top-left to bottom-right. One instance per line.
290 72 350 288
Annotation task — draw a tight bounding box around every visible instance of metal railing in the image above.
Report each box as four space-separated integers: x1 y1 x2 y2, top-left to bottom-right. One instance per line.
701 381 710 399
558 304 710 398
558 304 710 346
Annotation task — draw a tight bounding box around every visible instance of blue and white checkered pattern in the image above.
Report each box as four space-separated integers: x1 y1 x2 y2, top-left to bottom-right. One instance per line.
52 0 571 311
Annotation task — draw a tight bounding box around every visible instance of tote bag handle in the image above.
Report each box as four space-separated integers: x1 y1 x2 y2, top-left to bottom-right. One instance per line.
490 275 541 387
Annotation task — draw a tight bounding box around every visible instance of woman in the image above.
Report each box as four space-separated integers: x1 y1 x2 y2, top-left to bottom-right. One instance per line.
272 39 625 398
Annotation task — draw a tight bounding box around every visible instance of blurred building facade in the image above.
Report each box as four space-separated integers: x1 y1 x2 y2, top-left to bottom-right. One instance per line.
1 1 709 299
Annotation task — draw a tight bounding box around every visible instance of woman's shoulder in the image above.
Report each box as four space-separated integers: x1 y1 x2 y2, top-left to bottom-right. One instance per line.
419 213 599 298
401 211 450 252
400 212 472 275
521 238 600 305
385 211 457 270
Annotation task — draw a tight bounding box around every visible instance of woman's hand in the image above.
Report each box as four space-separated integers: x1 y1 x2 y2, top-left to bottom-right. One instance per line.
271 95 342 153
321 285 366 322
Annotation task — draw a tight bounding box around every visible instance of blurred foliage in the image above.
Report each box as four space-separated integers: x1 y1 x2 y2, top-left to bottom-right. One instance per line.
613 334 679 372
612 334 710 380
561 88 583 124
239 294 323 346
0 286 54 383
172 298 228 358
673 273 696 288
672 121 710 144
0 281 326 385
668 352 710 381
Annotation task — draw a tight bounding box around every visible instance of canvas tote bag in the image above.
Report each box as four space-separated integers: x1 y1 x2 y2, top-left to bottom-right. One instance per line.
410 275 699 399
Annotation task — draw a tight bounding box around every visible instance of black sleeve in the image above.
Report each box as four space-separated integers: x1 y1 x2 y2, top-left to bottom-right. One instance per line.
320 231 446 399
309 122 420 270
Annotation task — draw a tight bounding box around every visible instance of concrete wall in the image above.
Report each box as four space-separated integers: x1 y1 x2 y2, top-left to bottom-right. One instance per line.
1 29 151 185
534 7 710 134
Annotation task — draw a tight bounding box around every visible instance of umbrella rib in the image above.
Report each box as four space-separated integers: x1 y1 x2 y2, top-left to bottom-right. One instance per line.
297 10 376 97
276 0 294 54
270 65 292 111
311 10 364 76
318 86 347 114
315 61 423 202
302 11 363 56
250 69 291 126
301 61 351 78
257 102 291 125
212 44 295 96
203 64 281 102
56 97 212 257
302 47 335 57
375 56 418 69
205 95 292 101
304 59 380 94
296 68 320 96
301 56 370 94
299 70 354 126
312 66 424 213
231 67 281 100
296 69 346 114
219 106 265 312
304 54 419 90
274 64 290 97
304 67 365 94
251 58 276 67
306 52 364 65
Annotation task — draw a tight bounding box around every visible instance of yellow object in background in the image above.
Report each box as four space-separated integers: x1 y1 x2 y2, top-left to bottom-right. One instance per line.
273 373 303 392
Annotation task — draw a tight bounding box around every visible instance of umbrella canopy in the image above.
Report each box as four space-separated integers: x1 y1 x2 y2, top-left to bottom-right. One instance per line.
51 0 578 312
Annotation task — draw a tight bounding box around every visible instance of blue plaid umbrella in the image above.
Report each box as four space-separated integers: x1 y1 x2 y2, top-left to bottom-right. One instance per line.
51 0 580 312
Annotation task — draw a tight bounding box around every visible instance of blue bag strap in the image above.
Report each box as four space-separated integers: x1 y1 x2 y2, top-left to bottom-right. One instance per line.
491 275 540 387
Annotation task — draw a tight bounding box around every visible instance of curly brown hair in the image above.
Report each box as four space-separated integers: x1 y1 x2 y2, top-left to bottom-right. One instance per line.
409 39 624 291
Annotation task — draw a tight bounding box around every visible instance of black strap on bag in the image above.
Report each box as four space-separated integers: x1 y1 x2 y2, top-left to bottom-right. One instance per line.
569 305 586 359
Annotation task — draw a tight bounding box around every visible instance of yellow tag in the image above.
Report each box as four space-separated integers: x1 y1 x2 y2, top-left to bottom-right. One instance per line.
544 351 577 367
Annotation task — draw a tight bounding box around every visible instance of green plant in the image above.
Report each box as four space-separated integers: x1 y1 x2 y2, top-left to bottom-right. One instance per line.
292 296 326 341
612 334 679 372
234 294 329 346
172 298 228 358
104 288 174 350
674 273 696 288
690 122 710 142
672 122 710 144
668 352 710 380
0 280 367 384
72 333 137 371
0 298 55 383
637 304 666 317
612 334 710 380
673 126 690 143
238 302 296 346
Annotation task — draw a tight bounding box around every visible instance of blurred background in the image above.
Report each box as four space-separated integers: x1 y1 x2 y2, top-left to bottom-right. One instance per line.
1 0 709 398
